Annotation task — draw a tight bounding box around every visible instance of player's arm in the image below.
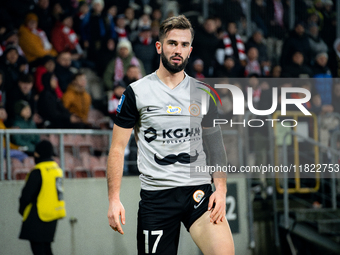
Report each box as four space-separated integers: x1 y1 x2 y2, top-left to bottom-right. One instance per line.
203 126 228 224
107 85 139 234
107 125 133 235
201 91 228 224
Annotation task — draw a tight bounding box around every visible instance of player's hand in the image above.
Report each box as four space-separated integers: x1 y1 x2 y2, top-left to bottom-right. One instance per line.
108 200 126 235
208 189 226 224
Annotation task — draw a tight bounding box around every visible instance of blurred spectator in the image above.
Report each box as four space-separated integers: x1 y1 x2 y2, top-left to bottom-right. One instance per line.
267 0 288 39
251 0 268 37
0 45 28 92
307 0 324 29
308 23 328 61
312 52 332 107
125 7 138 41
215 56 243 78
332 81 340 114
115 14 128 41
62 72 91 123
192 18 220 76
270 65 282 78
321 0 336 48
192 59 205 79
245 30 269 64
1 29 25 57
103 40 145 91
18 13 57 64
81 0 109 61
151 9 162 24
51 13 84 58
50 2 64 25
6 73 37 126
95 38 116 77
138 14 152 30
281 51 313 78
244 47 262 77
105 5 118 41
73 2 90 36
12 100 40 156
108 65 140 120
218 22 246 66
132 26 157 75
33 0 54 39
34 55 63 98
54 51 74 92
280 21 311 66
37 72 83 128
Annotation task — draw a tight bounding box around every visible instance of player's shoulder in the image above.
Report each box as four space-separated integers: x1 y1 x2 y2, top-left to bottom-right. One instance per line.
129 72 158 92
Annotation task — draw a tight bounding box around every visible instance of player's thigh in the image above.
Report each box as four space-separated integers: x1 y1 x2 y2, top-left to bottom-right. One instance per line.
189 211 234 255
137 189 182 255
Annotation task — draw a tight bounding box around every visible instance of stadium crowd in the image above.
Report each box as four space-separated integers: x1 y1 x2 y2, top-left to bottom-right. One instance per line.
0 0 338 161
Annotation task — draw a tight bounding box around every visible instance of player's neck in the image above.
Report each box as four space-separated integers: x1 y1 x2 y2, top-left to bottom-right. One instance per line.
156 65 186 90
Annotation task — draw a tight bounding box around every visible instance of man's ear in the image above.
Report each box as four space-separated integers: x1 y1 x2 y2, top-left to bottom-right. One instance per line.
34 152 40 158
155 41 162 54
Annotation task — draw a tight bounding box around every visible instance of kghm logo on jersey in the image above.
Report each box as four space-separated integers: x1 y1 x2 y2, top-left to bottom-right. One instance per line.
193 190 205 203
167 105 182 114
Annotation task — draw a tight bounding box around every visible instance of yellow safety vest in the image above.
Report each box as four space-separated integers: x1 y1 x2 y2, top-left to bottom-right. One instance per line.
23 161 66 222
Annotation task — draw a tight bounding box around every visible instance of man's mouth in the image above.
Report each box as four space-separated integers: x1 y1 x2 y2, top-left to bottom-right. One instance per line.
171 56 182 64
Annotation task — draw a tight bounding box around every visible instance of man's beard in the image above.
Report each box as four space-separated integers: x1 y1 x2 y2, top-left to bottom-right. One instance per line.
161 50 189 74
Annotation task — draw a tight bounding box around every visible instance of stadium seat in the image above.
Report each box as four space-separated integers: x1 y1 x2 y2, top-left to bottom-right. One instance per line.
89 155 107 177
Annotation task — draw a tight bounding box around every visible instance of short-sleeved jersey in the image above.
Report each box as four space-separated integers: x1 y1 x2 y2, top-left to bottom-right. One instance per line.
115 72 218 190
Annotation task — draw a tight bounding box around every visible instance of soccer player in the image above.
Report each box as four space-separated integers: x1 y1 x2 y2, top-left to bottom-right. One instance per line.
107 15 235 255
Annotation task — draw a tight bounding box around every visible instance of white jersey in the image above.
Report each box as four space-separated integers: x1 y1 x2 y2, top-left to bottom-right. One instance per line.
115 72 217 190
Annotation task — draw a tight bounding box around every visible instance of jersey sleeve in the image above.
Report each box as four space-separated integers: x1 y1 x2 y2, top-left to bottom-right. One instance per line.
201 95 218 128
114 86 140 128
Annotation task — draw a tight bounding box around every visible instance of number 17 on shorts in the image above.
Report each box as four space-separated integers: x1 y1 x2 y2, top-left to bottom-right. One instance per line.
143 230 163 254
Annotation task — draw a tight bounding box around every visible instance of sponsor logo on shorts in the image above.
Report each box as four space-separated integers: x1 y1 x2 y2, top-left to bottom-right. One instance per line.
167 105 182 114
193 190 205 203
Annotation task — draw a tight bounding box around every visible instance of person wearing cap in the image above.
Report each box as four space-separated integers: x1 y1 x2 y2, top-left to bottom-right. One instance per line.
132 25 157 74
18 140 66 255
18 13 57 64
280 20 312 67
103 39 145 91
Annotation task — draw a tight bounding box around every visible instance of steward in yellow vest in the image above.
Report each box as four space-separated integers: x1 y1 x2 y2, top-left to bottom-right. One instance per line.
19 140 66 254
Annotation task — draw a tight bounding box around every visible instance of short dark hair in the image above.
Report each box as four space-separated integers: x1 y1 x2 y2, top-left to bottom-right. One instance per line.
72 71 85 81
18 73 34 83
159 15 194 43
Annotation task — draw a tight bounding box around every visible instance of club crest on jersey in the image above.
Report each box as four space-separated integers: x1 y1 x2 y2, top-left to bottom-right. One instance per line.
167 105 182 114
189 104 200 116
193 190 205 203
117 94 125 113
